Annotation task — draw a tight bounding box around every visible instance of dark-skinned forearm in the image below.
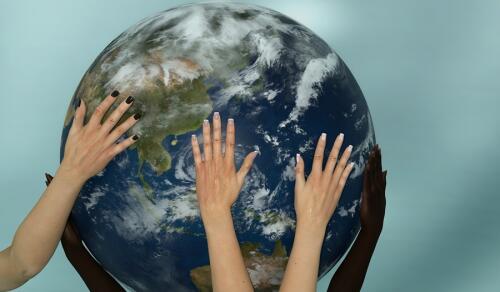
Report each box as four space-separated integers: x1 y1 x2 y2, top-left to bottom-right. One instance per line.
62 243 124 292
327 229 381 292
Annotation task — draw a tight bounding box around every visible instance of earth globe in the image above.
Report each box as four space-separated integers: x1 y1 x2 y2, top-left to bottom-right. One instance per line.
60 2 375 291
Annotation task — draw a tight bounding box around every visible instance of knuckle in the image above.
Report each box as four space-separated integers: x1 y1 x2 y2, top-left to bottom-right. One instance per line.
94 105 104 115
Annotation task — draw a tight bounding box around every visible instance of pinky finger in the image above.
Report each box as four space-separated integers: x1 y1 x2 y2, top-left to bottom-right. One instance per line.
107 134 139 158
332 162 355 200
191 134 202 167
70 98 86 134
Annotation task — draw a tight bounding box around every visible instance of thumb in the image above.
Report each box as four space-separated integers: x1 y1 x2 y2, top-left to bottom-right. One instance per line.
236 151 258 186
295 153 305 190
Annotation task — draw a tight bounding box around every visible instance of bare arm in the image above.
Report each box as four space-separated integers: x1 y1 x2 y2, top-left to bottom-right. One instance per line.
328 144 387 292
191 113 257 292
280 132 355 292
0 91 140 291
42 174 125 292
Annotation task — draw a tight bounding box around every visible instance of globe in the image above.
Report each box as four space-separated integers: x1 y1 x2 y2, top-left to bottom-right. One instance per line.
59 2 375 291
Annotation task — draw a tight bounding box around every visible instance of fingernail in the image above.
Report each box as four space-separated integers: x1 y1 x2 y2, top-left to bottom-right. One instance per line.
321 133 326 140
133 112 141 120
191 134 197 140
111 90 120 97
296 153 301 161
132 134 139 140
214 112 219 119
228 118 234 124
338 133 344 139
347 145 353 151
126 96 134 104
203 119 209 125
349 162 355 168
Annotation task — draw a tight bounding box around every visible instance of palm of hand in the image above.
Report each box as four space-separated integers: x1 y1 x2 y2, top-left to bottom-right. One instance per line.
195 159 241 213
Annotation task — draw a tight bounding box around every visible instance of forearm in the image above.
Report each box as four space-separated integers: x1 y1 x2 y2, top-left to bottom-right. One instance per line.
327 229 380 292
8 166 84 279
280 224 325 292
63 244 124 292
202 210 253 292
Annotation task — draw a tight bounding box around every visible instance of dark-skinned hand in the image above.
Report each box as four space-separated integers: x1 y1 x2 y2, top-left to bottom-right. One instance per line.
360 144 387 237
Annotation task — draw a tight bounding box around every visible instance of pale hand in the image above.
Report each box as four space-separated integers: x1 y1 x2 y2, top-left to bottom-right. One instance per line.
294 132 355 231
59 92 141 185
191 113 257 222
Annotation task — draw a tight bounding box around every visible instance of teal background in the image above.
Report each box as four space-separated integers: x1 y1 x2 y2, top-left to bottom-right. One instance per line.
1 0 499 291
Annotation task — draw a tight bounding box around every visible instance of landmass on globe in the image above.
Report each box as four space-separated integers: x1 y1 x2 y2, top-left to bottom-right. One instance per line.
190 240 288 292
59 2 375 291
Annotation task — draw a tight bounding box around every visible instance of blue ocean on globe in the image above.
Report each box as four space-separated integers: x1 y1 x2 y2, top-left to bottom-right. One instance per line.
59 2 376 291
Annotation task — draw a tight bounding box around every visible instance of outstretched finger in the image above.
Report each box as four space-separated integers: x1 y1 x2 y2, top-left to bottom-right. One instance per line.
101 93 136 135
324 133 344 177
202 119 212 162
104 112 141 148
224 118 235 164
333 161 355 201
69 98 86 134
212 112 222 159
236 151 258 187
191 134 202 167
295 153 305 190
362 159 370 200
88 92 120 127
330 144 353 190
311 133 327 176
106 134 139 159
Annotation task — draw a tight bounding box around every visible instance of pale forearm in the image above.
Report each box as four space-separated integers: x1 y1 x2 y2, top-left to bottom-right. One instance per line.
203 210 253 292
280 224 325 292
8 166 84 279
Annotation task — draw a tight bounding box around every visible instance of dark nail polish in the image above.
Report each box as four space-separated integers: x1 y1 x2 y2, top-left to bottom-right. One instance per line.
77 98 81 107
133 112 142 120
126 96 134 104
111 90 120 97
132 134 139 140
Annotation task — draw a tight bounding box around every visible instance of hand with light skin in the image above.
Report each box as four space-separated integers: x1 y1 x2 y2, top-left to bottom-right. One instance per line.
328 144 387 292
191 112 258 292
0 91 140 291
280 132 354 292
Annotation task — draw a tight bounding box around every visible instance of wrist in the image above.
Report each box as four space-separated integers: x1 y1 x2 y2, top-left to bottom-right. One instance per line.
359 227 382 244
360 224 383 239
55 163 87 187
294 221 327 244
200 207 233 231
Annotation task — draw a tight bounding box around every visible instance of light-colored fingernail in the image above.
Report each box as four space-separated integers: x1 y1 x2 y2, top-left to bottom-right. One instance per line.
191 134 196 140
214 112 219 119
339 133 344 139
347 145 353 151
321 133 326 140
349 162 355 168
203 119 209 125
296 153 301 161
228 118 234 124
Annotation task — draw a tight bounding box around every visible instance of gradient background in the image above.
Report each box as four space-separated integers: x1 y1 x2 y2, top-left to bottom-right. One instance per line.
1 0 499 291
